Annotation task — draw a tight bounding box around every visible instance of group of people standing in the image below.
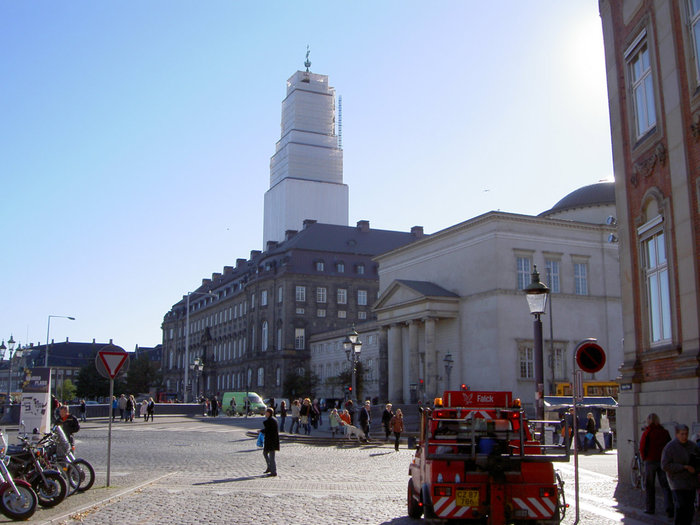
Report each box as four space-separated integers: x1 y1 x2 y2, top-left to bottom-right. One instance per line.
639 413 700 524
111 394 155 422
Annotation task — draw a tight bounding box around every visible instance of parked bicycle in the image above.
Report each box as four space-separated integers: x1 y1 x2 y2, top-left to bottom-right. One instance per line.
628 438 646 490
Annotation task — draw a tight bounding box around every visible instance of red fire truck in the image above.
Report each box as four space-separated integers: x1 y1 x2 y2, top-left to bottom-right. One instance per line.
408 390 568 524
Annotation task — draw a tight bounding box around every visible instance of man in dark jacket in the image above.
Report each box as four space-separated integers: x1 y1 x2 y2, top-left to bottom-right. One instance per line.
58 405 80 445
260 408 279 477
640 413 673 516
381 403 394 441
662 424 700 525
359 400 372 441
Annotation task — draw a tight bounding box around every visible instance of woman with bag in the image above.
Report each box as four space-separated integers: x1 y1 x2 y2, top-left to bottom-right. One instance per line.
390 409 404 451
329 408 341 438
259 408 279 476
300 398 312 435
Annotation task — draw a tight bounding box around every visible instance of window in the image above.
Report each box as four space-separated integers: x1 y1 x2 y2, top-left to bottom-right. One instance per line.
295 307 305 315
261 290 268 306
276 327 282 350
278 285 283 303
317 309 326 318
627 35 656 138
643 231 672 342
276 367 281 387
574 263 588 295
337 288 347 304
261 321 268 351
295 286 306 302
294 328 305 349
516 256 531 290
251 294 255 309
356 264 365 275
691 0 700 82
338 310 347 319
358 311 367 320
247 368 252 388
545 260 560 294
519 347 534 379
552 347 565 379
316 287 327 303
316 260 325 272
336 262 345 273
357 290 368 306
257 367 264 387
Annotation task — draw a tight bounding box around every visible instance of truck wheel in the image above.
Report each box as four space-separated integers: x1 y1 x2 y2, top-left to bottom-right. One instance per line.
407 479 422 518
421 483 436 519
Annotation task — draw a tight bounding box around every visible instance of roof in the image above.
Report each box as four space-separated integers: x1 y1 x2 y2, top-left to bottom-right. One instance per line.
266 222 423 257
539 182 615 217
395 280 459 298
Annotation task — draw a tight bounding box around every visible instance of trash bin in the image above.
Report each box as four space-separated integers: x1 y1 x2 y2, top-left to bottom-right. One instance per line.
407 436 417 449
604 432 613 450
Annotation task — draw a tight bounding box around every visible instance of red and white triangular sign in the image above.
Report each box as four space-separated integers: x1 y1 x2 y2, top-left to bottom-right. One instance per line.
98 351 128 379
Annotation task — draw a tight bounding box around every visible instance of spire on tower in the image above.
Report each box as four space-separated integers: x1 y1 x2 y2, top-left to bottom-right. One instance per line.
304 45 311 72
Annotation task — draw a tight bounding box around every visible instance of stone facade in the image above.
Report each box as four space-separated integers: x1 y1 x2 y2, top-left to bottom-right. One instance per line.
372 201 622 414
599 0 700 484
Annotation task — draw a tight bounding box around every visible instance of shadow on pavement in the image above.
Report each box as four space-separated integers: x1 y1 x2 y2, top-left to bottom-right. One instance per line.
192 474 268 485
369 451 395 457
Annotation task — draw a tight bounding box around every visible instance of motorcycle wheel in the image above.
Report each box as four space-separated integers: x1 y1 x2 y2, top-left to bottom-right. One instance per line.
32 470 67 508
61 462 81 495
0 480 38 520
73 459 95 492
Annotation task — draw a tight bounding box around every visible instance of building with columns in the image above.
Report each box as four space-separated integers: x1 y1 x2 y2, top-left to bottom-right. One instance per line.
372 183 623 413
263 68 348 246
598 0 700 484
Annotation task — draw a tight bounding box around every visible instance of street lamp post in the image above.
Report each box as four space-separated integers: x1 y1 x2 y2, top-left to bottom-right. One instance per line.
45 315 76 367
189 357 204 401
1 336 23 423
524 266 550 432
443 353 454 391
183 291 217 403
343 327 363 403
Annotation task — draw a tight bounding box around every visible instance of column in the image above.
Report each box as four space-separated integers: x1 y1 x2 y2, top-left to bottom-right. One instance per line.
408 320 420 402
387 324 403 403
424 318 436 399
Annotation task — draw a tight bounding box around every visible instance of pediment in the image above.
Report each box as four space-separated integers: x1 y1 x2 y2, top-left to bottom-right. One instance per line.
374 279 459 323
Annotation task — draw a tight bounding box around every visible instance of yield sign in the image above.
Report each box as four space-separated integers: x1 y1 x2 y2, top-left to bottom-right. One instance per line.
95 344 128 379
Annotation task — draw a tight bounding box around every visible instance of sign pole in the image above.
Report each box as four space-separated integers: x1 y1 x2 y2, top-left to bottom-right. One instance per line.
107 378 113 487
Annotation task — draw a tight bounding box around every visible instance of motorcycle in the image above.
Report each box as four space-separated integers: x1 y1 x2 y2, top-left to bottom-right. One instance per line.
6 434 67 508
38 426 94 493
0 431 37 520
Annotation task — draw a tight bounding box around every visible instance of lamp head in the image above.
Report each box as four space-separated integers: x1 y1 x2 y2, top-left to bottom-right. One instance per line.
7 336 15 352
524 266 550 315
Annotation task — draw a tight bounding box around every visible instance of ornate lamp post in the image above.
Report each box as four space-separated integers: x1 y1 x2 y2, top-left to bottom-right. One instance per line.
343 327 363 402
1 336 23 423
524 266 550 428
183 290 217 402
189 357 204 401
443 353 454 391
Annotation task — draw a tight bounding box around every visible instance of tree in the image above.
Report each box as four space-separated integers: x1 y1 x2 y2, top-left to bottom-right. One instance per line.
56 379 77 403
74 358 125 400
124 356 162 394
283 368 320 399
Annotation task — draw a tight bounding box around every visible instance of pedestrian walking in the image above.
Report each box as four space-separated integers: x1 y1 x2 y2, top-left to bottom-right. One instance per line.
345 399 356 425
212 395 219 417
141 399 148 420
339 409 351 426
279 401 287 433
640 413 673 516
111 396 118 421
229 396 237 416
311 399 321 428
381 403 394 441
585 412 604 452
146 397 155 422
329 408 341 438
118 394 127 421
79 399 87 422
259 408 279 477
662 424 700 525
290 399 300 433
126 395 135 422
359 400 371 441
300 398 312 435
390 409 404 451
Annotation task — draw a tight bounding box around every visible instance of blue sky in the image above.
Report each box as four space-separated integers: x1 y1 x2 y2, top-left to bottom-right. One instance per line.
1 2 613 352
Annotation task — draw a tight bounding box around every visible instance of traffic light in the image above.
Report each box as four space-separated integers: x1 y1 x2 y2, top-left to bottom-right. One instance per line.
348 386 353 395
419 378 424 386
461 384 468 391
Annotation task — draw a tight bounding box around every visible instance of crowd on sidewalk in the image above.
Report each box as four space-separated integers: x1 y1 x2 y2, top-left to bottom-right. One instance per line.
110 393 155 422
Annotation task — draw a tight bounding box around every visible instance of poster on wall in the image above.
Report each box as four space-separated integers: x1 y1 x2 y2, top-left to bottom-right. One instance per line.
20 368 51 438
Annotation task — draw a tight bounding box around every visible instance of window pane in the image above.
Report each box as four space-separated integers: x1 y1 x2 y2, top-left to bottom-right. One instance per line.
693 0 700 15
646 237 657 268
649 273 661 341
644 76 656 127
657 232 666 263
659 269 672 340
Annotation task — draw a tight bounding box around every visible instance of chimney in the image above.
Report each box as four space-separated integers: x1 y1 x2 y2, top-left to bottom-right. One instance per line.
285 229 298 241
250 250 261 259
65 337 69 342
92 338 96 343
236 258 247 269
202 278 212 286
357 220 370 232
109 338 113 344
212 272 222 281
266 241 278 251
303 219 317 229
411 226 425 238
223 266 234 275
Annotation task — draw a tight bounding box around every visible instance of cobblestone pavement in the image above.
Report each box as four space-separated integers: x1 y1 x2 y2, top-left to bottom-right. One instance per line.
2 416 695 524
